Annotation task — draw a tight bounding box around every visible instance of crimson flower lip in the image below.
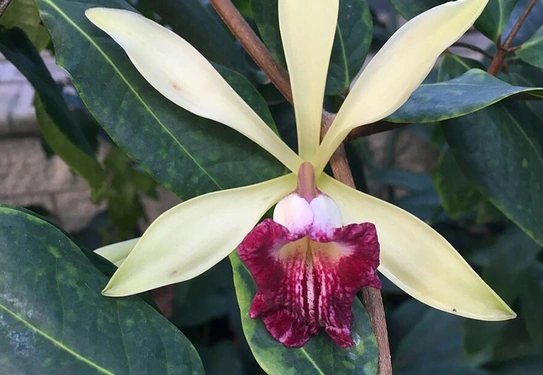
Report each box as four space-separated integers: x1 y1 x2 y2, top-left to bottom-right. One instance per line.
88 0 515 332
239 163 381 347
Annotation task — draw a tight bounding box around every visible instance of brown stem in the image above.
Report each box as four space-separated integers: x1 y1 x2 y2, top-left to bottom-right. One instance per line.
210 1 392 372
0 0 13 17
322 111 393 374
488 0 538 75
451 42 494 60
208 0 293 104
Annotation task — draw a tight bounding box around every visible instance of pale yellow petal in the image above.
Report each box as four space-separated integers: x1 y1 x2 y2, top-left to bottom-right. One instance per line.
85 8 301 172
103 174 296 296
314 0 489 171
94 238 139 267
278 0 338 160
319 174 515 321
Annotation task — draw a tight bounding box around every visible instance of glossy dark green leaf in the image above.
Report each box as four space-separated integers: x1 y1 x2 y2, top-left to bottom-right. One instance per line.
388 69 543 123
36 0 284 200
34 95 106 200
393 303 478 372
252 0 372 95
502 0 543 45
431 148 484 218
485 355 543 375
325 0 372 96
437 54 485 82
0 0 50 50
369 168 433 192
138 0 250 76
251 0 285 68
464 228 540 353
515 25 543 69
444 101 543 246
0 205 204 374
474 0 518 42
0 27 106 198
230 253 378 375
172 259 234 329
197 341 243 375
390 0 445 20
520 264 543 344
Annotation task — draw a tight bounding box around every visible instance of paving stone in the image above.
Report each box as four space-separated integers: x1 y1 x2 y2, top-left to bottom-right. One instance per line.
0 137 87 198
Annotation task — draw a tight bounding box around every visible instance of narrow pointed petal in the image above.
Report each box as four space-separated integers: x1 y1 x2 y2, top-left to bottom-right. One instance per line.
85 8 301 172
103 174 296 296
318 174 516 321
95 238 139 267
278 0 339 160
314 0 489 171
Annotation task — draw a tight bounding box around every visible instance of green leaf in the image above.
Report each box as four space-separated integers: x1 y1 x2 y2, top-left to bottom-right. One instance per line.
0 27 106 199
431 148 484 218
464 228 541 354
392 302 478 372
388 69 543 123
502 0 543 45
485 356 543 375
0 205 204 374
172 259 234 329
230 253 378 375
251 0 285 68
138 0 250 76
0 0 50 50
324 0 372 96
519 264 543 344
34 95 106 200
474 0 517 42
252 0 373 96
390 0 445 20
437 54 485 82
443 102 543 246
36 0 284 199
369 168 433 192
515 25 543 69
391 0 517 42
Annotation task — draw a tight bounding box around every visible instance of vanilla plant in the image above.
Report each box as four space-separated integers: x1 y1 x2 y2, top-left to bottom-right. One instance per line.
87 0 514 348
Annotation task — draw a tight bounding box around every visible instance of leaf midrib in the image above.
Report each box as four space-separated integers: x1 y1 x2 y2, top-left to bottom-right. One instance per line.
42 0 222 191
0 302 116 375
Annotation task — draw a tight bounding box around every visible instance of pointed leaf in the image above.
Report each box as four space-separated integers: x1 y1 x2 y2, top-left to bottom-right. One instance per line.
315 0 488 171
35 0 286 198
230 252 378 375
391 0 517 42
515 25 543 70
104 175 296 296
0 205 203 374
387 69 543 123
319 175 515 321
444 102 543 247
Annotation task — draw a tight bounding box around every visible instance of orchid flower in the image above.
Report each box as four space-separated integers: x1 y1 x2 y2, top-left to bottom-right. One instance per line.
87 0 514 348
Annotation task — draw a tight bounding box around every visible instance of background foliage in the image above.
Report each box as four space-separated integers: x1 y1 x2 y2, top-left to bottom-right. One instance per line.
0 0 542 373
